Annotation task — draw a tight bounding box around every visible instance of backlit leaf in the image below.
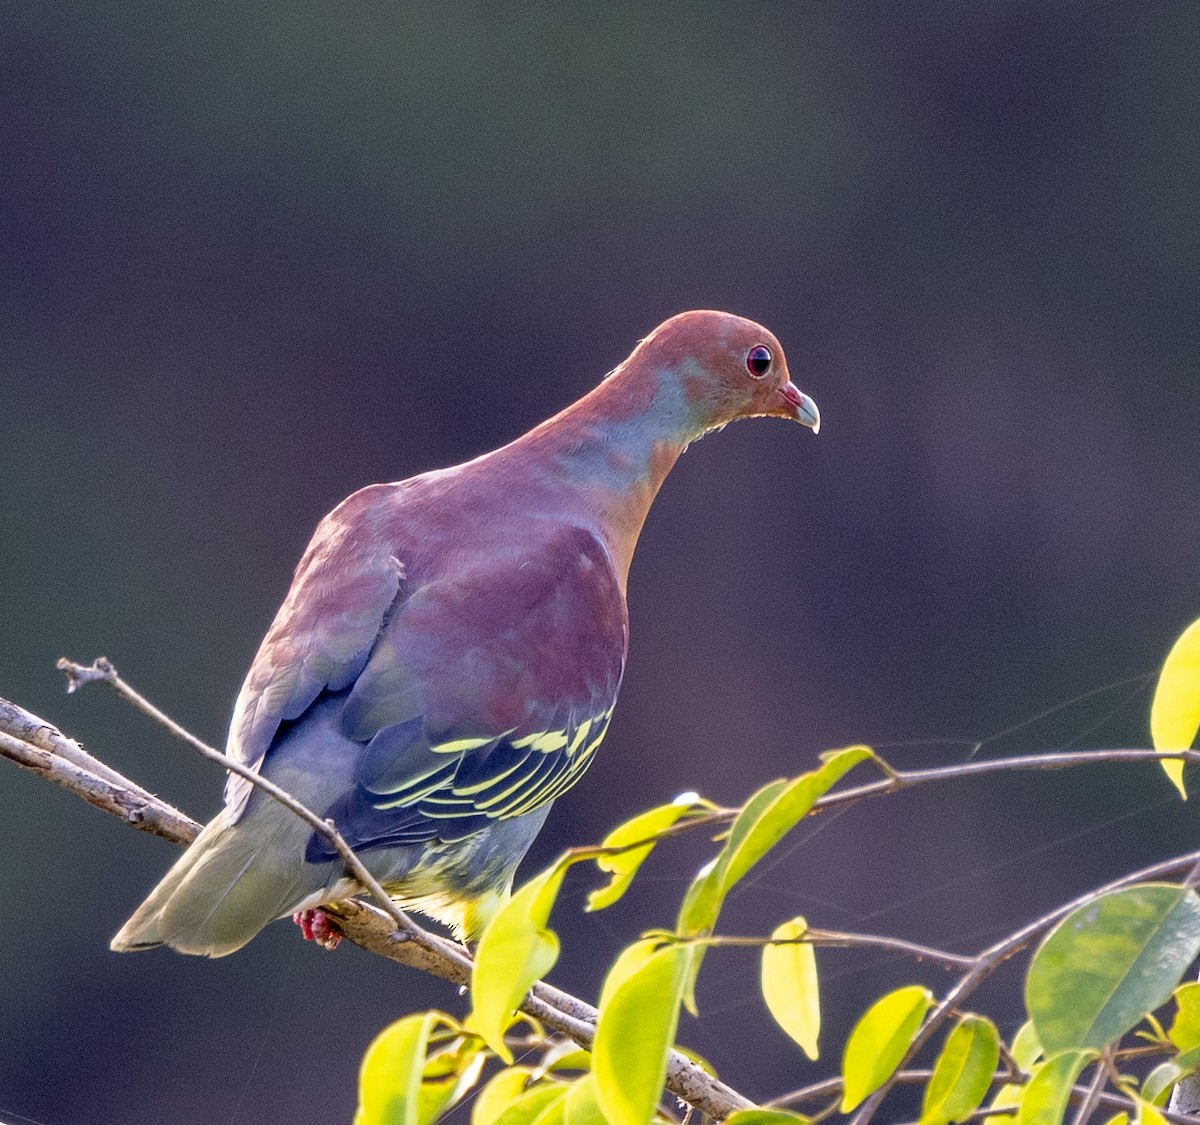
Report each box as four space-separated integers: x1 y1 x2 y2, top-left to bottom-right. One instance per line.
468 861 569 1061
357 1011 465 1125
920 1014 1001 1125
1151 616 1200 798
1010 1021 1044 1069
1141 1044 1200 1106
1026 884 1200 1053
841 985 934 1112
587 793 703 911
562 1076 607 1125
1171 982 1200 1051
594 943 687 1125
472 1069 536 1125
1135 1098 1167 1125
761 918 820 1060
677 747 874 1012
491 1084 568 1125
1017 1050 1094 1125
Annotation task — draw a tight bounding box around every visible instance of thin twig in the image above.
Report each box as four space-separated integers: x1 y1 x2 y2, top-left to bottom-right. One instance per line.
57 657 431 945
811 747 1200 820
773 1068 1200 1125
8 672 754 1120
850 847 1200 1123
680 927 975 972
1069 1061 1106 1125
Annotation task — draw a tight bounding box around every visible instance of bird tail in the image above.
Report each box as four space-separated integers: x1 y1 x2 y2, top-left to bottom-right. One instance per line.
111 808 316 958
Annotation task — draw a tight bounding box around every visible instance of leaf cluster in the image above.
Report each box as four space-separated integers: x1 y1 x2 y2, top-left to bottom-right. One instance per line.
349 617 1200 1125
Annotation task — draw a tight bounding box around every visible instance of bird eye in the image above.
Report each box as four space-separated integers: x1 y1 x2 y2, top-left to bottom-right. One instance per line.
746 345 772 378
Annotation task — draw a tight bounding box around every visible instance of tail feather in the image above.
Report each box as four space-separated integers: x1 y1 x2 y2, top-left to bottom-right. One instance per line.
111 808 320 958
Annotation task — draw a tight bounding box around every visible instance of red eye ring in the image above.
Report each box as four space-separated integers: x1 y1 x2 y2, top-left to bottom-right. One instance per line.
746 345 772 378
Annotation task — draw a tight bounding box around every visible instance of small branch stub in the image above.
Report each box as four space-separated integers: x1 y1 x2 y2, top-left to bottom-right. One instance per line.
57 656 117 693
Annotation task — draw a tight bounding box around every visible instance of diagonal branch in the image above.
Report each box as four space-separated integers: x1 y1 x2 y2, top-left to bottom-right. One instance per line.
0 668 754 1120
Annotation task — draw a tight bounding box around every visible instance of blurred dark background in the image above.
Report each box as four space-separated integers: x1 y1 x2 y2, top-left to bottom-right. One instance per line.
4 2 1200 1121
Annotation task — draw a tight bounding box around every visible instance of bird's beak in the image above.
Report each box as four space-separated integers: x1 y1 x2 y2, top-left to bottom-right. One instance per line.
779 381 821 434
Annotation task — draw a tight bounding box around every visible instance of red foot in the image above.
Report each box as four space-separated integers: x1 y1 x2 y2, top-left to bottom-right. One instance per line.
293 908 343 951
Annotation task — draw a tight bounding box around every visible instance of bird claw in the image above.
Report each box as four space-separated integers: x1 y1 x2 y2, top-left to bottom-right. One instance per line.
293 908 342 951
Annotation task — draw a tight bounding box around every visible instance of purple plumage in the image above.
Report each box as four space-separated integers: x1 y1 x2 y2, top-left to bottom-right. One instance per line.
111 310 820 956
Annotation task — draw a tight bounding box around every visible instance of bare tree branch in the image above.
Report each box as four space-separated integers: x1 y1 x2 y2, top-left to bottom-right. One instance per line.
1 669 755 1120
8 660 1200 1122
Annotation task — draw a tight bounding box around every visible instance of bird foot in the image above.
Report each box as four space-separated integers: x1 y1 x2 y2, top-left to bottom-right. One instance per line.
293 908 343 951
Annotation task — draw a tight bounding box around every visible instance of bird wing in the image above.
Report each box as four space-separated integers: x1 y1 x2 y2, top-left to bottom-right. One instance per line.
223 485 407 820
308 522 628 857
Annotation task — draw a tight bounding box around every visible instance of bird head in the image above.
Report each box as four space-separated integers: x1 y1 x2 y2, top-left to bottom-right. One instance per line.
630 310 820 437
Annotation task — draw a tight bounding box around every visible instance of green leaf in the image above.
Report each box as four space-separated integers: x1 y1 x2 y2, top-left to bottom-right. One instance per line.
533 1040 591 1078
598 938 661 1010
761 918 820 1060
593 943 687 1125
679 747 873 939
1143 1062 1179 1107
562 1076 608 1125
920 1014 1001 1125
1141 1044 1200 1106
1135 1098 1167 1125
468 861 569 1061
980 1021 1041 1124
587 793 702 911
527 1089 569 1125
1009 1020 1043 1070
725 1111 813 1124
676 747 873 1012
1151 616 1200 798
841 985 934 1112
472 1069 536 1125
1017 1050 1094 1125
1171 981 1200 1050
491 1084 568 1125
358 1012 465 1125
1026 884 1200 1053
720 747 874 906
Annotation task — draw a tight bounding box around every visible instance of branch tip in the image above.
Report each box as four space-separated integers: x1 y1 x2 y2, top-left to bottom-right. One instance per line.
57 656 116 694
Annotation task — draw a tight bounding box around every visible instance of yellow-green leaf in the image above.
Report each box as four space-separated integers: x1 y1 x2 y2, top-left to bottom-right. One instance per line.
358 1012 461 1125
725 1111 813 1124
1017 1050 1094 1125
677 747 874 1013
491 1084 568 1125
472 1069 536 1125
1009 1021 1043 1069
1135 1098 1167 1125
1026 884 1200 1053
761 918 820 1060
594 943 687 1125
1141 1044 1200 1106
1151 616 1200 798
587 793 702 911
920 1014 1001 1125
526 1089 569 1125
563 1076 608 1125
720 747 874 904
980 1021 1041 1123
533 1041 591 1078
468 861 569 1061
1171 981 1200 1051
841 985 934 1112
598 938 662 1010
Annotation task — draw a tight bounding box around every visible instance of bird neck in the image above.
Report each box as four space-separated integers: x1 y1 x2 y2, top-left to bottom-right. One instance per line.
504 361 702 589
